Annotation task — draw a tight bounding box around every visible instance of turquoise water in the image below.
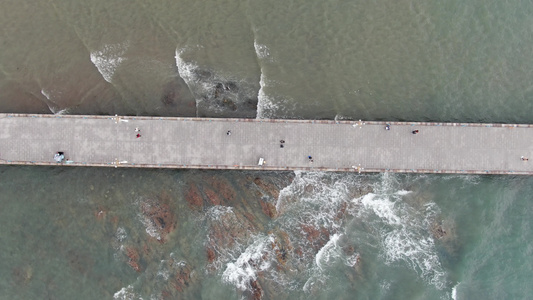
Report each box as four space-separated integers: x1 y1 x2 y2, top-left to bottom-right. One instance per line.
1 0 533 299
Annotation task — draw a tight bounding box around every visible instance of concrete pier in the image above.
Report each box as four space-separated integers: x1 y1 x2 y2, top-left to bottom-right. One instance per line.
0 113 532 175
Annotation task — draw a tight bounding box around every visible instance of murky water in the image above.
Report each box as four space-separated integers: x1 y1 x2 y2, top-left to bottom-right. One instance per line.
1 0 533 299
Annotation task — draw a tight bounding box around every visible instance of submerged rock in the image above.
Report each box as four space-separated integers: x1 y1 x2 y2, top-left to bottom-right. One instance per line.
248 279 263 300
125 247 141 272
171 262 194 292
139 191 177 243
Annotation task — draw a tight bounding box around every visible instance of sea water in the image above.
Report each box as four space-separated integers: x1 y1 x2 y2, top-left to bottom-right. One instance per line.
1 0 533 299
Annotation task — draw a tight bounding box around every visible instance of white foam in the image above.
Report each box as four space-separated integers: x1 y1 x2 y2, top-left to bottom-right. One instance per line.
174 47 198 96
113 285 139 300
174 46 220 106
344 252 360 268
253 40 281 119
40 89 51 100
222 234 274 291
156 264 170 280
355 175 448 290
359 193 402 226
136 201 162 241
115 227 127 242
175 46 259 116
90 43 128 83
253 41 270 60
40 89 68 115
452 282 459 300
315 233 341 270
206 205 234 221
396 190 412 196
256 73 279 119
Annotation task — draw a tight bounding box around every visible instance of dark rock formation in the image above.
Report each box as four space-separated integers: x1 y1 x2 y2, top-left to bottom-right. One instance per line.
139 191 177 243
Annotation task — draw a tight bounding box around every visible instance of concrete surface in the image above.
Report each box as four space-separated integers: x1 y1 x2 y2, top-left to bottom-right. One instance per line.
1 114 532 174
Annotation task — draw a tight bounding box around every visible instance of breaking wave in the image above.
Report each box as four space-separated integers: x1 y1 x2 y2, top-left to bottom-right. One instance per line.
355 173 449 290
256 73 285 119
253 41 271 60
90 43 128 83
222 234 274 291
175 47 258 117
40 89 69 114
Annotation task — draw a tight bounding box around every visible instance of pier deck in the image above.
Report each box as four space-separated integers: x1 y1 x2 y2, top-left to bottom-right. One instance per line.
0 114 532 175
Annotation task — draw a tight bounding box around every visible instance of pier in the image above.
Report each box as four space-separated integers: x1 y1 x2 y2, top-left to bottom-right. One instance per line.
0 113 532 175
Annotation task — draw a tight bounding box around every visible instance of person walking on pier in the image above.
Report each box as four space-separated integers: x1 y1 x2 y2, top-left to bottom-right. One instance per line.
412 130 419 134
136 134 141 138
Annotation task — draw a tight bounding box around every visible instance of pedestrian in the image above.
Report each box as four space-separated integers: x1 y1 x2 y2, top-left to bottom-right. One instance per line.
308 156 312 160
412 130 419 134
227 130 231 136
136 134 141 138
521 156 529 161
135 127 140 132
280 144 284 148
385 124 390 130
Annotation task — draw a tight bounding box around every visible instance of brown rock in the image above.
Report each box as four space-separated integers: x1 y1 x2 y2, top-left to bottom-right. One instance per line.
270 231 293 266
253 177 280 200
139 191 177 243
432 224 447 239
300 224 331 252
206 247 216 263
185 183 203 210
125 247 141 272
204 186 223 206
171 263 193 292
249 280 263 300
259 199 277 219
206 176 236 203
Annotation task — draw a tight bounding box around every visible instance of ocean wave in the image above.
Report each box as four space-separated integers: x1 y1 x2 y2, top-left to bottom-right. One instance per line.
175 46 258 117
253 41 271 60
90 42 128 83
256 73 285 119
315 233 342 270
222 234 274 291
355 173 449 290
452 282 459 300
174 46 199 98
40 89 69 114
40 89 51 100
253 40 281 119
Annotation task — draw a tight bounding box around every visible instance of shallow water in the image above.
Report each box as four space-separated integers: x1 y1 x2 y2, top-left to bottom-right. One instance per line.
1 0 533 299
